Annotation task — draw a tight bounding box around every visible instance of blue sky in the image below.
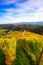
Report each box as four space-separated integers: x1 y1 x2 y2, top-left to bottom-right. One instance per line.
0 0 43 24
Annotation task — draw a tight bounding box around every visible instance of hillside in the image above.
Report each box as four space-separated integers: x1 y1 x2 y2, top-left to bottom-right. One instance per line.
0 30 43 65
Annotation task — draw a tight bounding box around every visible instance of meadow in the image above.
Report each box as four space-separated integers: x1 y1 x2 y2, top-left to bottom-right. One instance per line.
0 29 43 65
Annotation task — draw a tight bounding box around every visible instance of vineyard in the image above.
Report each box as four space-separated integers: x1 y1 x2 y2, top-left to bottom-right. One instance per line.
0 30 43 65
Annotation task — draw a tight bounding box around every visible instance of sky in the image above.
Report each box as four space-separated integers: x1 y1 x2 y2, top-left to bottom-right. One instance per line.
0 0 43 24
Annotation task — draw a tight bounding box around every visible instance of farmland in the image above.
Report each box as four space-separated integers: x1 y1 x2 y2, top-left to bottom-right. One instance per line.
0 29 43 65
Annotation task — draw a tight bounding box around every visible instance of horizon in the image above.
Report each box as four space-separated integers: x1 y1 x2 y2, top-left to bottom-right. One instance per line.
0 0 43 24
0 21 43 25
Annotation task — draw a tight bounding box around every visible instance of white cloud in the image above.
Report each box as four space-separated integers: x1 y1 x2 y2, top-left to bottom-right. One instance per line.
0 0 43 24
0 9 43 24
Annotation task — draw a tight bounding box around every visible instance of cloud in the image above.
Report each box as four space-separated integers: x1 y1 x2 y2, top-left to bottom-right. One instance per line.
0 0 29 5
0 7 43 24
0 0 43 24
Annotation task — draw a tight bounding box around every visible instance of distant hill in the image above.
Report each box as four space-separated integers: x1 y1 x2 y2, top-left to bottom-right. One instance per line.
16 21 43 25
0 21 43 35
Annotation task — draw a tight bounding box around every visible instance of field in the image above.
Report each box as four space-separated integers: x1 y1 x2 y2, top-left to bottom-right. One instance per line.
0 29 43 65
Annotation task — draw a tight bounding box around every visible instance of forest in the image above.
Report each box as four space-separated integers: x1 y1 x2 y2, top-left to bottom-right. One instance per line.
0 24 43 34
